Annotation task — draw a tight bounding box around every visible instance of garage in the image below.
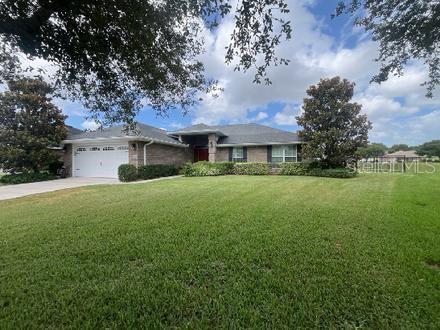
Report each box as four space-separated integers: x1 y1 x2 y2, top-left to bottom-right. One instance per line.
73 144 129 178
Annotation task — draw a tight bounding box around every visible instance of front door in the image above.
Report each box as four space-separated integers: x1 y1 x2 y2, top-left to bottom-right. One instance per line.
194 148 209 162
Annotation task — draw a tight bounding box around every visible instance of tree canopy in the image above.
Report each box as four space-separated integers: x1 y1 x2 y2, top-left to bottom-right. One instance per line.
1 1 438 125
0 77 67 172
296 77 372 168
389 144 411 153
335 0 440 97
0 0 291 124
416 140 440 157
355 143 387 159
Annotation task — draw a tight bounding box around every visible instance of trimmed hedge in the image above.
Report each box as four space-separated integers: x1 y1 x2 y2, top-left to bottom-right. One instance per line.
181 161 234 177
118 164 138 182
181 161 356 178
279 162 356 178
233 162 270 175
0 172 56 185
138 165 179 180
279 162 308 176
118 164 179 182
214 162 235 175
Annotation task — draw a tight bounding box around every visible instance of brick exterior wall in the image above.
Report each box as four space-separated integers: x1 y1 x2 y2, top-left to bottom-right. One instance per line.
144 143 193 166
128 141 144 167
128 141 193 167
216 148 230 162
247 146 268 162
63 144 73 177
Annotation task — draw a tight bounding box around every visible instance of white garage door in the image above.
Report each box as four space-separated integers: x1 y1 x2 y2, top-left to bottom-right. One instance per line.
73 144 129 178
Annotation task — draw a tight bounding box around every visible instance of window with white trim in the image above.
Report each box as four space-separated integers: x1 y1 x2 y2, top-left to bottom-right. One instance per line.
102 146 115 151
232 147 244 162
272 145 297 163
76 147 86 152
89 147 101 151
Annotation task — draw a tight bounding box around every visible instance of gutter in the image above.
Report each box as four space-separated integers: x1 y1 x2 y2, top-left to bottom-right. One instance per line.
143 140 154 165
217 141 303 147
61 136 188 148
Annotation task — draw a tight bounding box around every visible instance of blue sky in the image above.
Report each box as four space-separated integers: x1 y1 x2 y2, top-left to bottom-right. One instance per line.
59 0 439 146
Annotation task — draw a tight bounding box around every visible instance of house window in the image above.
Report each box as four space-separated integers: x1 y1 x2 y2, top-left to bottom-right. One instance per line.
76 147 86 152
102 146 115 151
232 147 244 162
89 147 101 151
272 145 297 163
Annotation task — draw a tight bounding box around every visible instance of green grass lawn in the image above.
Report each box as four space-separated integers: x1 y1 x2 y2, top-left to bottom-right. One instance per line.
1 171 439 328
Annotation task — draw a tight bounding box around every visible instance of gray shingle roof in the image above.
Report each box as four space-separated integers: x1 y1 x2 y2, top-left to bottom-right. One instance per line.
385 150 422 158
170 123 302 145
65 123 183 145
64 122 302 146
67 125 82 136
170 123 226 136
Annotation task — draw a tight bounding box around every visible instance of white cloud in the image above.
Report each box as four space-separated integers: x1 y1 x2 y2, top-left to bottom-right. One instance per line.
192 0 439 145
370 111 440 146
255 111 269 121
274 104 300 126
168 122 184 130
193 1 382 126
13 0 439 145
193 0 334 124
81 120 100 131
355 95 418 122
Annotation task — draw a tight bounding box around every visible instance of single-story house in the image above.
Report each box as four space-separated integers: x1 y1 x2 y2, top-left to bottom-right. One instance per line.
383 150 426 162
61 122 303 178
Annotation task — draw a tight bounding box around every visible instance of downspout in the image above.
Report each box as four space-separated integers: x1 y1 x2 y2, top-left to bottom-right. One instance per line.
143 140 154 165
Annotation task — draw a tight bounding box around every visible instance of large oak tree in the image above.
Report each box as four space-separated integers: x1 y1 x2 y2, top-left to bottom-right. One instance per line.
0 0 291 124
296 77 372 168
335 0 440 97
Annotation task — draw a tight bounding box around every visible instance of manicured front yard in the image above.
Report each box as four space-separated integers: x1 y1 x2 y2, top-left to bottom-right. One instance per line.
0 171 439 328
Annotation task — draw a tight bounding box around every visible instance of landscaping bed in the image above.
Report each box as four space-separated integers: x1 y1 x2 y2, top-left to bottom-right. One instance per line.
0 172 57 185
118 164 179 182
181 161 356 178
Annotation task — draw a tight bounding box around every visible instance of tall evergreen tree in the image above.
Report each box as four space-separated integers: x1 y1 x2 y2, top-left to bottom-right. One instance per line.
0 77 67 172
296 77 372 168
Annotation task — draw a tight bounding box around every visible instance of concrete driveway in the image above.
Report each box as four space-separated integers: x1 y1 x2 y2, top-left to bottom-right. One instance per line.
0 177 119 201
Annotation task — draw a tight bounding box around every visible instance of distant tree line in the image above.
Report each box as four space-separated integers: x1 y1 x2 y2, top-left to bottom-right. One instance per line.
356 141 440 159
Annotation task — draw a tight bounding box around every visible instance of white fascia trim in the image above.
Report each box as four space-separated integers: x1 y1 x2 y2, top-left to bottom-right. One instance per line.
217 142 303 147
62 136 188 148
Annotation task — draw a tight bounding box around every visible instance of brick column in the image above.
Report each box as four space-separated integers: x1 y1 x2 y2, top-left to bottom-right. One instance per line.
208 133 218 163
128 141 144 166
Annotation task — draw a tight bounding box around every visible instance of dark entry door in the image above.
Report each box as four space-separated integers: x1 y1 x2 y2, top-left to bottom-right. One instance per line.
194 148 209 162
